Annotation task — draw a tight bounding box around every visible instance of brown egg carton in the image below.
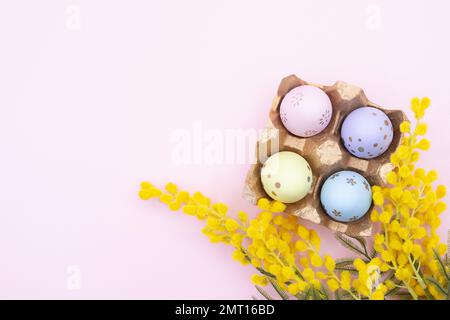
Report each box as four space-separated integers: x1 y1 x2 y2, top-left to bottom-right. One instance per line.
243 75 407 237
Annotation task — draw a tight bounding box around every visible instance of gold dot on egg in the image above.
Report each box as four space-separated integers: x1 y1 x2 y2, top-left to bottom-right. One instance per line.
272 191 277 196
349 136 353 142
358 147 364 152
267 174 271 178
383 134 388 140
384 120 389 126
275 182 281 188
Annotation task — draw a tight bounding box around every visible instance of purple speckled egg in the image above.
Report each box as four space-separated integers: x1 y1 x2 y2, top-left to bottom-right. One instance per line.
280 85 333 137
341 106 394 159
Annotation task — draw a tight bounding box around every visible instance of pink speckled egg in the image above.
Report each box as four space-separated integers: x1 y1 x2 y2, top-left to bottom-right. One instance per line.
280 85 333 137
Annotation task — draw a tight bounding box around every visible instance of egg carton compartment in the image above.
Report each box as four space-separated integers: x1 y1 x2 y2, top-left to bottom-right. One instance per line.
243 75 407 237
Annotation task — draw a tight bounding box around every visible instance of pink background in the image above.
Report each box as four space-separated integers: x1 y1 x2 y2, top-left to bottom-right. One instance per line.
1 0 449 299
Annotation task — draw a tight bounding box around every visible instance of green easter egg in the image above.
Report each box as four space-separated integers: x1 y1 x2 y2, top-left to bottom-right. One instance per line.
261 151 313 203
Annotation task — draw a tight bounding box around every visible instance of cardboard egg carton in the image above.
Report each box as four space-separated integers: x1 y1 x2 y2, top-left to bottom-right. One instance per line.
243 75 407 236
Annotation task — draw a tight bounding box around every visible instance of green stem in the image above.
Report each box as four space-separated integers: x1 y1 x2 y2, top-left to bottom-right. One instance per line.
403 281 418 300
408 255 426 289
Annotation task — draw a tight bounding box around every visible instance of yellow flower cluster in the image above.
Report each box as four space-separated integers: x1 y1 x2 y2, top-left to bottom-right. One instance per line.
138 97 448 300
139 183 392 299
370 98 448 300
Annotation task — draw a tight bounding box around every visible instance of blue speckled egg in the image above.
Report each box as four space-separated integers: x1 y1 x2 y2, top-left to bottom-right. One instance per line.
320 170 372 223
341 106 393 159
